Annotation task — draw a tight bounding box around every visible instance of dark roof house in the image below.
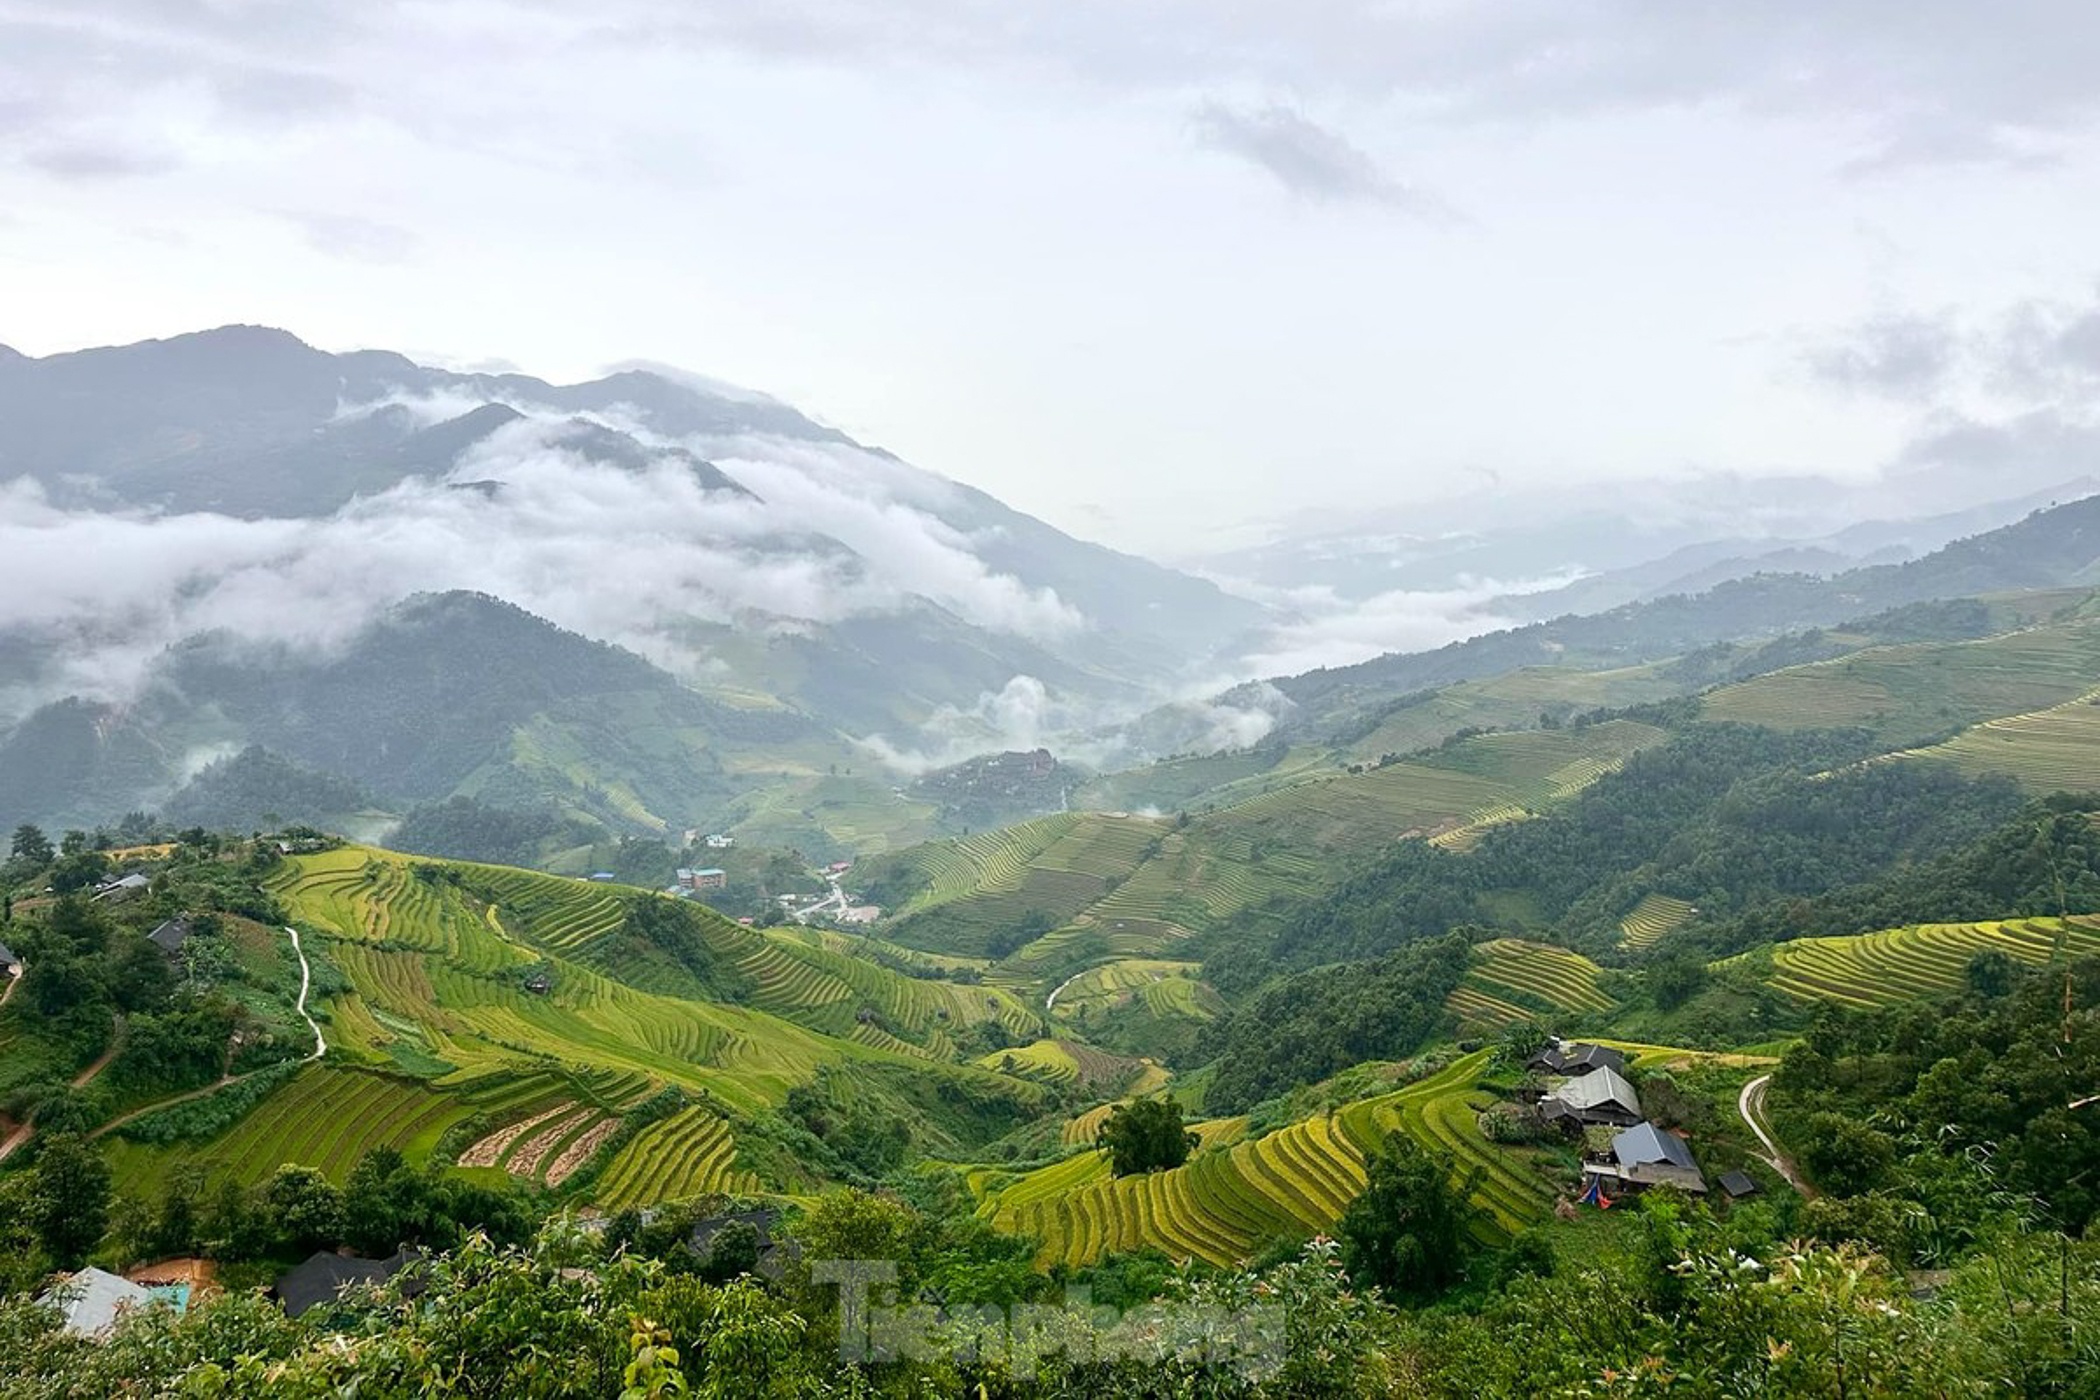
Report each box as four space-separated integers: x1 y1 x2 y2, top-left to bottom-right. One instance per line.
1719 1170 1761 1199
0 939 20 973
93 872 151 902
1528 1040 1628 1077
688 1207 799 1279
270 1249 420 1319
146 918 191 957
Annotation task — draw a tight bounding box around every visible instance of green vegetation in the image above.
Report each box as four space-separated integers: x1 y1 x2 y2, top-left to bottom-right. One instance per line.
1760 916 2100 1008
1095 1097 1197 1177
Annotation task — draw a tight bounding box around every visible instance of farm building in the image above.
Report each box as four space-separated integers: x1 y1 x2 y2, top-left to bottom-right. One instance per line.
1719 1170 1760 1199
688 1207 799 1279
1541 1065 1643 1128
0 939 19 977
1527 1040 1627 1077
93 872 151 903
586 872 618 883
146 917 191 958
271 1249 421 1319
703 833 735 849
38 1268 172 1337
1584 1120 1707 1194
690 868 727 890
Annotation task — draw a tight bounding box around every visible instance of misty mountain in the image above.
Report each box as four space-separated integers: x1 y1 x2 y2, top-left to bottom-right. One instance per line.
1481 482 2098 625
1242 491 2100 739
0 327 1271 803
0 591 847 835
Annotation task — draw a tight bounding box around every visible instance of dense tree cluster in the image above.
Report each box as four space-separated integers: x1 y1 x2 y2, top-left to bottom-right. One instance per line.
1199 935 1472 1111
1203 723 2029 993
1774 956 2100 1245
1095 1097 1197 1176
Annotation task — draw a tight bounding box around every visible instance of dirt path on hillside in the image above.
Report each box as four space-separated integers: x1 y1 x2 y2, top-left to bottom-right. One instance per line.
90 925 327 1141
0 1012 125 1164
1739 1073 1815 1197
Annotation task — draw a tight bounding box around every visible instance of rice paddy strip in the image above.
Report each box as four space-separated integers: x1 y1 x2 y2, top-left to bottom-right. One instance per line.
1765 916 2100 1007
1468 939 1615 1013
594 1108 758 1208
1619 894 1697 952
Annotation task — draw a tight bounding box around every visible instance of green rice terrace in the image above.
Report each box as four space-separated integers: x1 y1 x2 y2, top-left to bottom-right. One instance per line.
978 1051 1582 1269
85 845 1071 1209
1759 916 2100 1007
1445 939 1617 1030
1886 687 2100 792
1618 893 1698 952
1700 608 2100 745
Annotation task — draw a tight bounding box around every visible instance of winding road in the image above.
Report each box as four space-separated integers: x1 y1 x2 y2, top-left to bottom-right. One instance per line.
286 924 326 1060
1738 1073 1814 1197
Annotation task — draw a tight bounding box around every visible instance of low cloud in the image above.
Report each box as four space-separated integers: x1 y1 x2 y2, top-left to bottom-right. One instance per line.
0 408 1083 720
279 210 420 264
853 675 1062 775
1234 572 1583 677
1801 311 1962 401
1191 101 1451 217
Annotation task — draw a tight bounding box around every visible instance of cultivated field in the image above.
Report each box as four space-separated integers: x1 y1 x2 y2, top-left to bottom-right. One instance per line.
1763 916 2100 1007
1446 939 1615 1028
1619 894 1698 952
1887 689 2100 793
981 1052 1555 1268
594 1108 760 1207
1702 615 2100 744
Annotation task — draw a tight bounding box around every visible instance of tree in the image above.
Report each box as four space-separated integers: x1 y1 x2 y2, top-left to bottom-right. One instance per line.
1966 947 2017 998
31 1133 112 1267
1801 1111 1896 1196
266 1164 346 1253
1650 955 1710 1011
1338 1134 1475 1300
1096 1098 1197 1177
11 823 53 867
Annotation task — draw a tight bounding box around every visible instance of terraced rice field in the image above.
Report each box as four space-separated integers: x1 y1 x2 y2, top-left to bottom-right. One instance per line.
1619 894 1698 952
1449 939 1615 1023
1765 917 2100 1007
1414 721 1668 807
1702 618 2100 742
979 1039 1083 1085
1890 690 2100 793
109 1065 476 1192
1047 959 1217 1021
988 1052 1548 1267
595 1108 760 1207
1336 1055 1557 1238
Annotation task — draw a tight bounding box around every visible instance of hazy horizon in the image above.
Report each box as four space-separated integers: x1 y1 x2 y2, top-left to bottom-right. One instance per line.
7 3 2100 556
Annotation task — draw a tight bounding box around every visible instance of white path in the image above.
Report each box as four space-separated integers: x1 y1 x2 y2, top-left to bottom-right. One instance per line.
1738 1073 1811 1195
285 925 326 1060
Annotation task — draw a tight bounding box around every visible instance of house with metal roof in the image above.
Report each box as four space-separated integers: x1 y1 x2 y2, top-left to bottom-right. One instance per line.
39 1268 164 1337
1542 1065 1643 1127
1581 1120 1708 1194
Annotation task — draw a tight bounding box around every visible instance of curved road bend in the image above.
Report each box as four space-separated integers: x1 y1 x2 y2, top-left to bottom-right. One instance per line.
1739 1073 1814 1197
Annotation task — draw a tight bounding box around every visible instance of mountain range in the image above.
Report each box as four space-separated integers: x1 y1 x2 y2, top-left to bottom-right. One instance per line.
6 325 2099 854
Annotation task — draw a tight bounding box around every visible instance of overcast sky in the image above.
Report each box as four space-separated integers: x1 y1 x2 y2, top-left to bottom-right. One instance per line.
5 2 2100 555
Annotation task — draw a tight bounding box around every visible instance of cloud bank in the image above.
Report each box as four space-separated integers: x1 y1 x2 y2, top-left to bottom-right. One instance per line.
0 409 1082 721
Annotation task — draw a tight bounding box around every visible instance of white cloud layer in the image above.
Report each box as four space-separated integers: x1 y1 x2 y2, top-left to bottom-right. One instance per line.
0 411 1080 717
